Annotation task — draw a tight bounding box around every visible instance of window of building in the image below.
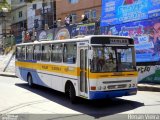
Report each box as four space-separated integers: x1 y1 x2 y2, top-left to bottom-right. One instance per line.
91 9 96 19
68 0 79 4
34 45 41 61
19 11 23 18
51 44 62 63
84 9 97 19
84 11 90 19
32 4 37 9
63 43 77 64
70 13 77 24
42 2 47 7
26 45 33 60
41 44 51 62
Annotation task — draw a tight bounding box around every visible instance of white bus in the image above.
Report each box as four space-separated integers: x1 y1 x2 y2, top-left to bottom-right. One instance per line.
15 35 138 103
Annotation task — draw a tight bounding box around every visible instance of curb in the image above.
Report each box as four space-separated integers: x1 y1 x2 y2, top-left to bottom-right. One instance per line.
0 72 17 78
138 84 160 92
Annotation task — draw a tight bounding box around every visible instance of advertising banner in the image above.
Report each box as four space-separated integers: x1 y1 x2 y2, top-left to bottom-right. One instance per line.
101 0 160 26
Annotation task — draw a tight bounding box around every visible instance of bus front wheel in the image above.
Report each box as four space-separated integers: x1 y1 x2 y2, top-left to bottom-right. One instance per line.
69 83 76 103
27 74 34 87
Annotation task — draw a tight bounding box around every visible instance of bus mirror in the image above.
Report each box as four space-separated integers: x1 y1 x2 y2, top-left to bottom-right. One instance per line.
88 50 93 60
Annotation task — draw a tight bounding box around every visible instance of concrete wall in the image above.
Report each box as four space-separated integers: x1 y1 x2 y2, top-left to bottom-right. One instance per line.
137 65 160 84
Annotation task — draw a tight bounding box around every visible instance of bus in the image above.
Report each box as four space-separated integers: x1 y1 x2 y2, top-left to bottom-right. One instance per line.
15 35 138 103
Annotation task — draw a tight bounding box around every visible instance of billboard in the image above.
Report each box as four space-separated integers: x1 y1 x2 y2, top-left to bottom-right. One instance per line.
101 17 160 62
101 0 160 26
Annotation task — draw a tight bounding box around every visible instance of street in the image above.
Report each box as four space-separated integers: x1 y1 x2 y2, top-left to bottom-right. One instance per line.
0 76 160 120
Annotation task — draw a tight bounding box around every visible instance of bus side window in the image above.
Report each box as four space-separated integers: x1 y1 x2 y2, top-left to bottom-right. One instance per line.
34 45 41 61
21 46 26 60
51 44 62 63
26 45 33 60
63 43 77 64
41 44 51 62
16 46 21 60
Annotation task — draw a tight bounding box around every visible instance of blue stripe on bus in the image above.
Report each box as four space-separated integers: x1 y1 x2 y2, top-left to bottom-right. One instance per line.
89 88 137 100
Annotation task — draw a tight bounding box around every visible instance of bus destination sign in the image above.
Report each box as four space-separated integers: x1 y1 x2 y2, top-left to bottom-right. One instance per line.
110 38 129 45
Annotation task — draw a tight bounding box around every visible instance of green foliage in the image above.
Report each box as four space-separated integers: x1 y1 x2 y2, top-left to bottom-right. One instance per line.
25 0 36 3
0 0 11 12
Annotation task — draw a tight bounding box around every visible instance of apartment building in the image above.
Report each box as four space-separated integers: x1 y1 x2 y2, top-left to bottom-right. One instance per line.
11 0 54 43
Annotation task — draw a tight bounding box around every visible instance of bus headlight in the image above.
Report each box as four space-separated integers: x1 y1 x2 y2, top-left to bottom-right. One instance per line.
129 84 132 88
132 84 136 87
103 86 106 90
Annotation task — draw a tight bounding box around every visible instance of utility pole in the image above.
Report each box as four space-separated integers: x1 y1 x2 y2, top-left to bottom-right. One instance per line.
42 0 45 29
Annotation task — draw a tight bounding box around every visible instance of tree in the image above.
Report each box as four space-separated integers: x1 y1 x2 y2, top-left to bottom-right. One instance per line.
0 0 11 12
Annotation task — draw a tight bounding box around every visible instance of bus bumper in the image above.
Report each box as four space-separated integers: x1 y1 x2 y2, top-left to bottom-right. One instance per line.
89 88 137 100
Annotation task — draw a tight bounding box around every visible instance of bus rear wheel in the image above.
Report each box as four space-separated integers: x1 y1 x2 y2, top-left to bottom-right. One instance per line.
27 74 34 87
68 84 76 104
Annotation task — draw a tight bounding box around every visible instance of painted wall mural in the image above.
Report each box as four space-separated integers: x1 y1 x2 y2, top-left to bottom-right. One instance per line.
101 17 160 63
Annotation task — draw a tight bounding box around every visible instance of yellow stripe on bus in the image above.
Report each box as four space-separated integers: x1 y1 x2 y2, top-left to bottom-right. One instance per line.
89 72 138 79
15 61 138 79
16 61 81 76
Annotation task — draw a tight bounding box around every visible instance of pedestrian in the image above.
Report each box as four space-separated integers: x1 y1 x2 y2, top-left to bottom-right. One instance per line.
65 15 70 26
25 31 30 42
57 18 62 27
81 14 88 24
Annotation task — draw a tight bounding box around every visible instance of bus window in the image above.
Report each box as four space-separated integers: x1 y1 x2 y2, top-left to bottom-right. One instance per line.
117 48 135 71
21 46 26 60
91 46 116 72
63 43 77 64
26 45 33 60
51 44 62 63
41 44 51 62
34 45 41 61
16 46 21 60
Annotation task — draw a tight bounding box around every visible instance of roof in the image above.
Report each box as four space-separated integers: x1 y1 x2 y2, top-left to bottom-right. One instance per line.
16 35 132 46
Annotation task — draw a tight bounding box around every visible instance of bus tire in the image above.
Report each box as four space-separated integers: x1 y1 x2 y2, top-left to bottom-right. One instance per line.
27 74 34 88
69 83 76 104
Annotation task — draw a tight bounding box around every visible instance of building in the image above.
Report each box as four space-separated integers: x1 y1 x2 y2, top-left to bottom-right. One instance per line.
27 0 54 31
55 0 101 24
11 0 27 39
11 0 54 43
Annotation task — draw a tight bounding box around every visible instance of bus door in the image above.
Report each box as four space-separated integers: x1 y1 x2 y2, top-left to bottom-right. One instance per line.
79 46 88 98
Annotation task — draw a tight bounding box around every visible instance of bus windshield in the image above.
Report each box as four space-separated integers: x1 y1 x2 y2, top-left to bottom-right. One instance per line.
90 46 136 72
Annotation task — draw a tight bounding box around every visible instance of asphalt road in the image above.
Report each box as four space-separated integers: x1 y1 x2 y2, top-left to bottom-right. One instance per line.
0 76 160 120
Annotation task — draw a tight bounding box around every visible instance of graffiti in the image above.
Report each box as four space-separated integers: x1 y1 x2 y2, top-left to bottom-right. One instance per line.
54 28 70 40
39 31 47 40
137 66 151 73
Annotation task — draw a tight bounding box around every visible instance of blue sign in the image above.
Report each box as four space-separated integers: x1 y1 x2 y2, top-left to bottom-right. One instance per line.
101 0 160 26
